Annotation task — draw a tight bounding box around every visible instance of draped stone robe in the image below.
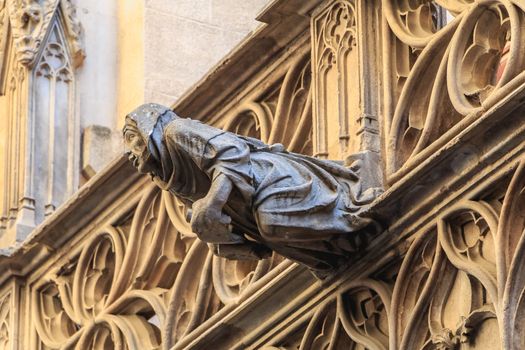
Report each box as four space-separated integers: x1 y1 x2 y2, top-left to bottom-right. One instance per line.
142 111 376 271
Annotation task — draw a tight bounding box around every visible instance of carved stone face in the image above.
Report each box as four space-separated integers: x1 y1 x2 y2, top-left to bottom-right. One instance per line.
123 118 150 173
123 103 172 176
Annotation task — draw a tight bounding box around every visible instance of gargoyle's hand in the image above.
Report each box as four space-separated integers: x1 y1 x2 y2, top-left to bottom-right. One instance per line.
190 198 237 244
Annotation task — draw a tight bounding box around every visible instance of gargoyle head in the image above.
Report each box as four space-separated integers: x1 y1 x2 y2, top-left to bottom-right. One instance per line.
123 103 172 175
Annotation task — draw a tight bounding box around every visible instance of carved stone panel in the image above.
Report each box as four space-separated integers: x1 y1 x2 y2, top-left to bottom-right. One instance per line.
0 293 11 350
0 281 21 350
311 0 381 163
33 23 75 218
0 0 84 244
312 0 359 159
220 51 313 156
29 185 281 349
383 0 525 182
259 276 392 350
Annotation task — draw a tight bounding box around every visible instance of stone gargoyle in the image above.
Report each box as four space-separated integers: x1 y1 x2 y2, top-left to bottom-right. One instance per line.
123 103 382 274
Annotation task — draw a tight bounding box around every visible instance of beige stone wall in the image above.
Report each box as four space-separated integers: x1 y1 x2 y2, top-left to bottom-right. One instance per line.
76 0 119 131
143 0 269 107
115 0 145 127
115 0 269 127
77 0 269 130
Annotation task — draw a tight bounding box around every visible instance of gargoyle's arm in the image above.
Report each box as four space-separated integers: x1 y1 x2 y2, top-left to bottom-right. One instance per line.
190 173 241 244
205 175 272 260
205 173 233 209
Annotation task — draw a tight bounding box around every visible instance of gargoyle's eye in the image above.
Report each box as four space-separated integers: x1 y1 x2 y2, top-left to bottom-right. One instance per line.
125 131 137 143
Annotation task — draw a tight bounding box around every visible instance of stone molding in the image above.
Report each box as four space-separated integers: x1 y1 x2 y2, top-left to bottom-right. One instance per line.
4 0 83 69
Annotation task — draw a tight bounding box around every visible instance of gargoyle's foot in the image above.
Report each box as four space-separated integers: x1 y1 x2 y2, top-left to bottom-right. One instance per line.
209 241 272 260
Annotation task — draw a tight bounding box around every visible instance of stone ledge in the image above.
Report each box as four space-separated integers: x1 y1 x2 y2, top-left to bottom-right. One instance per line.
371 80 525 235
0 155 144 286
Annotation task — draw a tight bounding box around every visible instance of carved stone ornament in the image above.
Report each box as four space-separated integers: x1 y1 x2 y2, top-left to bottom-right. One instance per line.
5 0 84 67
123 103 382 273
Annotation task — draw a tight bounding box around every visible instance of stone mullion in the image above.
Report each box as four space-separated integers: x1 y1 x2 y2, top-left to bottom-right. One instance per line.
354 0 381 154
311 0 383 192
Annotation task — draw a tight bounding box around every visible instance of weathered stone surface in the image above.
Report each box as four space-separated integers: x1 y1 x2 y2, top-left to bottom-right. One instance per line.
81 125 123 179
76 0 118 131
143 0 268 105
124 103 381 272
2 0 525 349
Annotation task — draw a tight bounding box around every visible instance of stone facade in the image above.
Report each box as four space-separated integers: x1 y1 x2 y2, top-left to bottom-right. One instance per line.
0 0 524 349
0 0 268 246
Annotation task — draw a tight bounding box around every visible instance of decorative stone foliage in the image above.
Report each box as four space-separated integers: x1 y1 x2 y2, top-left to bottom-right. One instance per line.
31 186 280 349
383 0 525 180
